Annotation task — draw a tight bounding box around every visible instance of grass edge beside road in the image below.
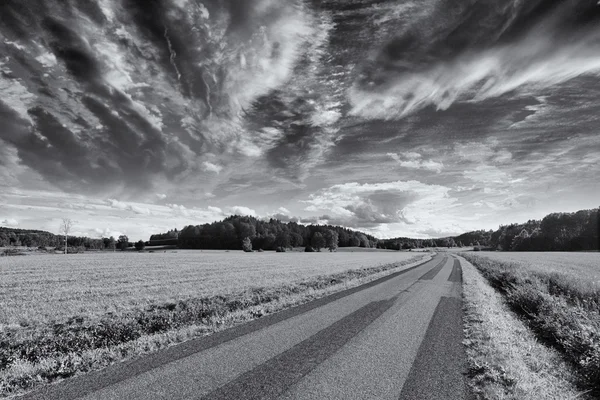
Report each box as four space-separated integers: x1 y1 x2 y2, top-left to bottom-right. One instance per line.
458 255 585 400
1 253 430 398
462 252 600 396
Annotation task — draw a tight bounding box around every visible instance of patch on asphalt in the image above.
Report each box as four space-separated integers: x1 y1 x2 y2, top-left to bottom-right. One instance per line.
201 298 398 400
448 259 462 283
419 257 447 280
398 296 468 400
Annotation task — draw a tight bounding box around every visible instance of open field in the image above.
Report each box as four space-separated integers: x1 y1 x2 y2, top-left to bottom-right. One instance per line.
0 250 422 328
462 251 600 397
0 250 428 396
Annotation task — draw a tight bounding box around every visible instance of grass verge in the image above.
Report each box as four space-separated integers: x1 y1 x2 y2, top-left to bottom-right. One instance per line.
0 254 429 397
459 255 586 399
461 253 599 398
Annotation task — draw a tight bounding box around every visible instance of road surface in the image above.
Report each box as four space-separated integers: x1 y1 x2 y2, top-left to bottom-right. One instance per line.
20 254 468 400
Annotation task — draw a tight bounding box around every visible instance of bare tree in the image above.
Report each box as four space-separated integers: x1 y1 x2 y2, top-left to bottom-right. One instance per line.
59 218 73 255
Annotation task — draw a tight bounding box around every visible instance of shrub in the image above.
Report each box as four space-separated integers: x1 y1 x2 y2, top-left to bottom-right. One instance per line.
304 246 315 252
242 237 252 252
275 246 286 253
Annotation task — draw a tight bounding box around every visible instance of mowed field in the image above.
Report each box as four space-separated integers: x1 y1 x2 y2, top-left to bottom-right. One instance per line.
0 250 423 329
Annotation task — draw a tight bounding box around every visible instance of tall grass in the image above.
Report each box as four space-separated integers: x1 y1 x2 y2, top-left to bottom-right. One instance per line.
462 253 600 396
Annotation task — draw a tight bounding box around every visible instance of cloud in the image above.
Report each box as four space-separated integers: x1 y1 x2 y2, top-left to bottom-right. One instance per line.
386 152 443 173
348 1 600 120
202 161 223 174
304 180 457 229
107 199 151 215
1 218 19 227
0 1 334 194
229 206 257 217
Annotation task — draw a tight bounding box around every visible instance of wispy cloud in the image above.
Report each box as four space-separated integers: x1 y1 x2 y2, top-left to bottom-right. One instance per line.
386 152 443 173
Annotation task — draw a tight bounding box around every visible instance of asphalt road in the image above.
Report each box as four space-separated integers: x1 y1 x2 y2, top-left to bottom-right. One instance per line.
20 254 468 400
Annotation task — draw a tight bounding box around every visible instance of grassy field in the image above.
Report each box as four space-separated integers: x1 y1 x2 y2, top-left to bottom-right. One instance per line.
0 250 427 397
0 250 422 328
462 251 600 397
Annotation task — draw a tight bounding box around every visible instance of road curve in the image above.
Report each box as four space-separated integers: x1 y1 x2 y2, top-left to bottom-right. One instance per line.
19 254 468 400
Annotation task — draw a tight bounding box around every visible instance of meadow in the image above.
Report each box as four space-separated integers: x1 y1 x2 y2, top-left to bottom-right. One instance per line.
462 251 600 397
0 249 427 396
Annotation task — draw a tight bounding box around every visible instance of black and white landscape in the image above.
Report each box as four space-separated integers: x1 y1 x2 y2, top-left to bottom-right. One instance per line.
1 1 599 399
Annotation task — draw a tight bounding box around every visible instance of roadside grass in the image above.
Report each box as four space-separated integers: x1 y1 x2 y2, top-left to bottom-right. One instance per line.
459 255 585 400
462 253 600 397
0 253 429 397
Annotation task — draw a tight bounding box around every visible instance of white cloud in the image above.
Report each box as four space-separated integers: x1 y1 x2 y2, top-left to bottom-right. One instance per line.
386 152 443 173
156 193 167 200
230 206 257 217
35 52 58 68
1 218 18 227
304 180 457 229
348 23 600 119
107 199 151 215
202 161 223 174
277 207 291 215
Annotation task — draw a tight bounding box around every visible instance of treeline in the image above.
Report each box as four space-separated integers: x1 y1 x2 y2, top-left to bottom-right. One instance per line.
176 216 379 251
489 208 599 251
376 230 493 250
0 227 122 251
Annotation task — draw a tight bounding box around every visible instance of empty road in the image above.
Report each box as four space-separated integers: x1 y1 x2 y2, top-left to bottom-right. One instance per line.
21 254 468 400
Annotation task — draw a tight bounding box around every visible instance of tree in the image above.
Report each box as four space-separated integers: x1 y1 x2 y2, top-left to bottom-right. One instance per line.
275 231 291 249
117 235 129 251
311 232 326 252
242 237 253 252
59 218 73 255
325 229 338 252
290 232 303 247
135 240 145 251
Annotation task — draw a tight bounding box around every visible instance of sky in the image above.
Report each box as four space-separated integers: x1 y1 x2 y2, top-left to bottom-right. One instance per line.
1 0 600 241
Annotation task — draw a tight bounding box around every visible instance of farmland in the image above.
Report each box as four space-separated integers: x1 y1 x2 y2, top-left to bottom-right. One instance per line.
0 249 427 396
0 250 424 328
462 251 600 396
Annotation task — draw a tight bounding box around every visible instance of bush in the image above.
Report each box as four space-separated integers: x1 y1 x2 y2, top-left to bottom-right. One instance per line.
257 248 264 252
275 246 286 253
304 246 315 252
134 240 145 251
242 237 252 252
